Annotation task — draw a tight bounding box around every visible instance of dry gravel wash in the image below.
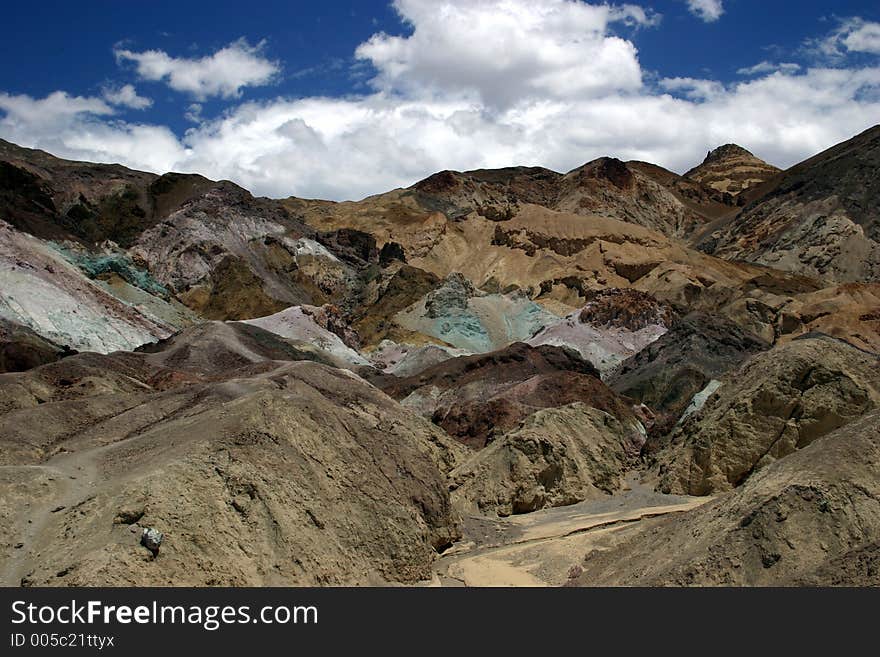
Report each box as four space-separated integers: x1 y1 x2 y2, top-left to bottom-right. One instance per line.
422 474 709 587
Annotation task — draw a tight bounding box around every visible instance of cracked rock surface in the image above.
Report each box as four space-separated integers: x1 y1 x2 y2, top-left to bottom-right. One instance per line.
653 334 880 495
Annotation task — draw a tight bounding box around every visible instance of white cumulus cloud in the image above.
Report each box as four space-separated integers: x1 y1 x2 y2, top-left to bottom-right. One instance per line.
660 77 725 101
0 90 182 171
355 0 657 108
685 0 724 23
737 61 802 76
102 84 153 110
0 91 112 130
815 18 880 58
843 20 880 55
115 38 279 100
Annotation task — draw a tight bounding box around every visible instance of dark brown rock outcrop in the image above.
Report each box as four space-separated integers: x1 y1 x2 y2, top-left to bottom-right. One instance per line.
609 312 770 439
381 342 641 449
0 317 73 373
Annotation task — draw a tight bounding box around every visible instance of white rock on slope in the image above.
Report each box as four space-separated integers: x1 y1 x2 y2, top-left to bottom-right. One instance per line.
130 200 352 307
243 306 370 367
368 339 468 377
528 309 668 375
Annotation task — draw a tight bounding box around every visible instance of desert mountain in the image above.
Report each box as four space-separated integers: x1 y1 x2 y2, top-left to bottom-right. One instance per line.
653 334 880 496
556 157 733 237
684 143 780 197
0 138 211 246
608 311 771 437
449 403 639 517
379 341 640 449
286 156 735 252
0 138 400 332
697 125 880 284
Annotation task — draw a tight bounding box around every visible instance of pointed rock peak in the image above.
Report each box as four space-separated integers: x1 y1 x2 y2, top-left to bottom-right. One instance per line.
703 143 757 163
685 143 780 196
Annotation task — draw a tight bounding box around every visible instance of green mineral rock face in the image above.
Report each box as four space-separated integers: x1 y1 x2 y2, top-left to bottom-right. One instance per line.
49 243 169 298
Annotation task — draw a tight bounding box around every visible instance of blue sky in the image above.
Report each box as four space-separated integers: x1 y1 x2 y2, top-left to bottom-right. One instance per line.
1 1 878 199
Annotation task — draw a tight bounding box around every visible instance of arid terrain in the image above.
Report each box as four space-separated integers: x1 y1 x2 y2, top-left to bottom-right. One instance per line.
1 126 879 586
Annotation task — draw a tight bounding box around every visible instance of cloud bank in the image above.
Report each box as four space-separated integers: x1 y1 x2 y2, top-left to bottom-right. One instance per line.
0 0 878 201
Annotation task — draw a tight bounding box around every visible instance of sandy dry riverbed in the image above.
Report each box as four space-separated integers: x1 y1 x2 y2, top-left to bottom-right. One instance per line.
423 473 711 587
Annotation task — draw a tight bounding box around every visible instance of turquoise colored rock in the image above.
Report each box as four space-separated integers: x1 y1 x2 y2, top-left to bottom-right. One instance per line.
49 243 169 298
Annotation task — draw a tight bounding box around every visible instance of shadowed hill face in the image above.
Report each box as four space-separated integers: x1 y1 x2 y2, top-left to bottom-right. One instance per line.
382 342 601 399
352 264 442 347
134 320 354 376
697 125 880 284
414 166 562 212
448 403 641 516
608 312 770 437
0 317 73 373
0 139 218 247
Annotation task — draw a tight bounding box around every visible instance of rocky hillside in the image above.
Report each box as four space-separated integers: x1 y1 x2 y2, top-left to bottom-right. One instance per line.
2 128 880 587
0 139 401 334
0 324 462 585
697 125 880 284
289 155 734 246
608 312 770 438
567 410 880 586
0 138 209 246
653 334 880 496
